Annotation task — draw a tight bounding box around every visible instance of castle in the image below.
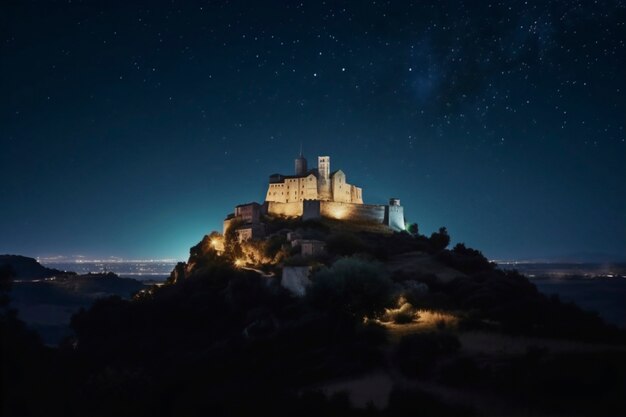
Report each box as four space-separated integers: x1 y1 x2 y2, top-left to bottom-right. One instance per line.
224 153 405 241
265 153 363 204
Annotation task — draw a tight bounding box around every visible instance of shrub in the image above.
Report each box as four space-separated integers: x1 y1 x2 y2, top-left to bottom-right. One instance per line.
306 257 394 318
437 243 494 275
381 299 418 324
428 227 450 253
393 309 416 324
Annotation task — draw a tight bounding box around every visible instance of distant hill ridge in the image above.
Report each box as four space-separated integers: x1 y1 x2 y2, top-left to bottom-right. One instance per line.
0 254 72 280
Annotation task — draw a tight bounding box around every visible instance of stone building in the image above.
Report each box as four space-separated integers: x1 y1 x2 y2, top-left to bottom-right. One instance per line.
223 152 406 235
223 202 265 242
299 240 326 257
265 154 363 204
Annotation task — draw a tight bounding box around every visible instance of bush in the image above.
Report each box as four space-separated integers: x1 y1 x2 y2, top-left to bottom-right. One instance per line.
437 243 494 275
393 310 415 324
306 257 394 319
381 299 418 324
428 227 450 253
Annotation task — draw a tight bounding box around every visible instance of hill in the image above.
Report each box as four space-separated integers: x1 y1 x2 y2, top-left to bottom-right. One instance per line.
1 257 145 345
0 254 70 280
2 223 626 416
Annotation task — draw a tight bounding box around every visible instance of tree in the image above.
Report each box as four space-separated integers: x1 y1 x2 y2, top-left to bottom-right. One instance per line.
407 223 419 236
429 227 450 253
306 257 394 318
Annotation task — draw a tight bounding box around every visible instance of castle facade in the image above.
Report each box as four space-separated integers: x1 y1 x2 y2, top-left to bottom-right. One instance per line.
265 154 363 204
224 152 405 240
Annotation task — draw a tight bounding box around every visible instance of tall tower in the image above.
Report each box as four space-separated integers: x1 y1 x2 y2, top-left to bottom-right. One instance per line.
318 156 331 200
294 146 307 176
318 156 330 180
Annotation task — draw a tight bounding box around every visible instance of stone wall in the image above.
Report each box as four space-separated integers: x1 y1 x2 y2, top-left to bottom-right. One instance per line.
267 201 303 217
384 204 405 231
236 223 265 242
320 201 386 223
302 200 321 220
235 203 260 223
266 173 318 203
268 199 405 231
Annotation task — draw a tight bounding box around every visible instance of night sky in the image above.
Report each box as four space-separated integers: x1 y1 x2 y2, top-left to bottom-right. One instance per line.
1 1 624 261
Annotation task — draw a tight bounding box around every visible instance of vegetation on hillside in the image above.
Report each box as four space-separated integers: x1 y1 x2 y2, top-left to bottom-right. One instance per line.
2 222 626 416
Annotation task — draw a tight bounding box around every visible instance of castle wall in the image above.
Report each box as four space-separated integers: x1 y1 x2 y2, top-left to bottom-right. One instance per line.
267 201 303 217
266 174 317 203
302 200 321 220
320 201 386 223
235 203 260 223
351 185 363 204
318 156 332 200
384 205 405 232
331 171 351 203
268 200 403 230
329 170 363 204
236 223 265 242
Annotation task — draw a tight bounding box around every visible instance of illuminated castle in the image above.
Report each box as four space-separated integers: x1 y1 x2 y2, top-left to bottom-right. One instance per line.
224 153 405 240
265 153 363 204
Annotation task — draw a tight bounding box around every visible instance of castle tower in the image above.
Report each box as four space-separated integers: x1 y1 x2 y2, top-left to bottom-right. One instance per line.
384 198 405 231
318 156 330 180
295 148 307 176
318 156 332 200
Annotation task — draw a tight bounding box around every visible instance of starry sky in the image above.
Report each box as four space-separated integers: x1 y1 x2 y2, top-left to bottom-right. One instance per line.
1 1 625 261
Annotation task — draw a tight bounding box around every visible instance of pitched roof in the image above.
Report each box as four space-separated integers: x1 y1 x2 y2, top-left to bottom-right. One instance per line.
269 169 319 183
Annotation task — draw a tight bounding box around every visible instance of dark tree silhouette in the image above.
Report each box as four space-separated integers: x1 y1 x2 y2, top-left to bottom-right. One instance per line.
429 227 450 253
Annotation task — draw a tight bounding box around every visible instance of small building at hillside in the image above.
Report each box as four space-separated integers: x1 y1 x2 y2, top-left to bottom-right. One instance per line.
300 240 326 257
223 202 265 242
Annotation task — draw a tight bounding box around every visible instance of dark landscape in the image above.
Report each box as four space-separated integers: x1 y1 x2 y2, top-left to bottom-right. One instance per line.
3 220 626 416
